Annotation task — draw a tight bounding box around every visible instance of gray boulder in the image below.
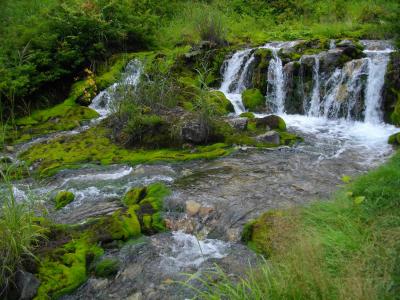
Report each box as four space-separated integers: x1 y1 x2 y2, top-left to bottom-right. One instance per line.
16 271 40 300
226 117 248 131
181 120 208 144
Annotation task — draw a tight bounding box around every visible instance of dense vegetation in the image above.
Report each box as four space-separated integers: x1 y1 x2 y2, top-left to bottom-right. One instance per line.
193 150 400 299
1 0 399 121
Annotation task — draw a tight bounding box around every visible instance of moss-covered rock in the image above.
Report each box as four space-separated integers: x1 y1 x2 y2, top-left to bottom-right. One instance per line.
239 112 255 119
251 48 273 94
54 191 75 210
388 132 400 146
35 236 103 300
94 258 120 278
242 88 265 112
206 91 234 115
255 115 286 131
241 210 285 257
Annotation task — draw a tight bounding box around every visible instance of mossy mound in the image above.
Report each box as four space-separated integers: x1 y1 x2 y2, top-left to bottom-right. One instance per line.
94 258 120 278
388 132 400 146
54 191 75 210
241 210 285 257
206 91 235 115
242 88 265 112
390 92 400 126
239 112 255 119
19 125 232 178
35 236 103 300
123 183 171 234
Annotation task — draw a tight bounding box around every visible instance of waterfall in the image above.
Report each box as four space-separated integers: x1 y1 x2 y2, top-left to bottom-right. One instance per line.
90 59 143 118
219 49 254 114
364 53 390 123
266 48 285 114
307 55 321 117
219 40 394 125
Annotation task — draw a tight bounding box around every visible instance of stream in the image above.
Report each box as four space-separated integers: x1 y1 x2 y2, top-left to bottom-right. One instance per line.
2 40 399 299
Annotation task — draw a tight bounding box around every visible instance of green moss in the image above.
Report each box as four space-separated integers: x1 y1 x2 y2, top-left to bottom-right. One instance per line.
19 126 233 178
54 191 75 210
388 132 400 146
279 131 303 146
239 112 255 119
123 186 147 206
35 236 103 300
241 210 285 257
94 258 119 278
242 88 265 112
206 91 234 115
390 92 400 126
122 183 171 234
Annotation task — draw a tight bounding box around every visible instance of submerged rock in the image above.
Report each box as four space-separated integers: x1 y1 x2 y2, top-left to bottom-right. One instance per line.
186 200 201 216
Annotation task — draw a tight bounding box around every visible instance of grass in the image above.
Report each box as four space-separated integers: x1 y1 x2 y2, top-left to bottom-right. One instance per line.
0 169 46 296
190 151 400 300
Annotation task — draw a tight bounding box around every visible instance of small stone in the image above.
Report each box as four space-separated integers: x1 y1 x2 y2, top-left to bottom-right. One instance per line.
16 271 40 300
199 206 214 218
337 39 355 48
186 200 201 216
5 145 14 153
256 131 280 145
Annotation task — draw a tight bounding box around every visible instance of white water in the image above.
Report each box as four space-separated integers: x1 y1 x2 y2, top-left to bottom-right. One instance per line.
219 49 253 113
307 55 321 116
265 47 285 114
161 231 229 269
90 59 143 118
218 40 397 163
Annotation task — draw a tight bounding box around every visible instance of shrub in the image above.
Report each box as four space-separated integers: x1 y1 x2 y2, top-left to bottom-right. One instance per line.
54 191 75 210
195 9 227 46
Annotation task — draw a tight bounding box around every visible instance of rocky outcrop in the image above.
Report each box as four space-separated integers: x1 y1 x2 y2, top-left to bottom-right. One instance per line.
255 131 280 145
181 119 209 144
226 117 248 131
382 51 400 125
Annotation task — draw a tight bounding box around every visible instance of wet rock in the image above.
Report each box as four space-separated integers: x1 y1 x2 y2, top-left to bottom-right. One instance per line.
199 206 214 218
186 200 201 216
256 131 280 145
255 115 286 131
5 145 14 153
337 39 355 48
16 271 40 300
388 132 400 146
226 117 248 131
181 120 208 144
126 292 143 300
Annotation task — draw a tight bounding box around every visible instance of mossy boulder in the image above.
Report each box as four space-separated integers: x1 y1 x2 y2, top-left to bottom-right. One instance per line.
242 88 265 112
54 191 75 210
35 236 103 299
388 132 400 146
241 210 285 257
94 258 120 278
239 112 255 119
206 91 234 115
255 115 286 131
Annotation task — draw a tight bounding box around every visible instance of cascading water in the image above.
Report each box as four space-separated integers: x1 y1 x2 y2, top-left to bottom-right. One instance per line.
90 59 143 118
307 55 321 117
218 40 398 162
219 49 254 113
265 46 285 114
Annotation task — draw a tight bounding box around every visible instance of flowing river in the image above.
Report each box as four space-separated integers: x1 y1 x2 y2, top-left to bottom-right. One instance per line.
2 40 399 299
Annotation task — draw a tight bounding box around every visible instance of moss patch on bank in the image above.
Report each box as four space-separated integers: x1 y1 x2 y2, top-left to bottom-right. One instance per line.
35 183 170 299
19 126 233 178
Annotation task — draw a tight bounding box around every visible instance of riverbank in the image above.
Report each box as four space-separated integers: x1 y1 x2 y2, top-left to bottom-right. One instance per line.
196 149 400 300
